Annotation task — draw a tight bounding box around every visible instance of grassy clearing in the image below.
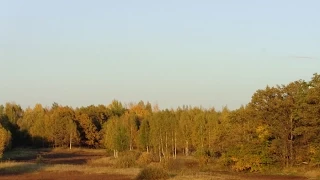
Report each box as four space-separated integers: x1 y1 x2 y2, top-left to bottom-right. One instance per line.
2 148 43 160
304 170 320 179
87 156 115 167
51 147 107 154
0 161 44 175
0 161 140 176
43 164 140 176
170 173 242 180
136 166 170 180
1 148 317 180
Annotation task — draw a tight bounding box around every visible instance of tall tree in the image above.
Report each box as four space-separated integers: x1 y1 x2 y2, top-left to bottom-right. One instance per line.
108 100 125 117
50 106 79 148
0 124 11 157
139 119 150 152
104 116 129 158
76 113 99 148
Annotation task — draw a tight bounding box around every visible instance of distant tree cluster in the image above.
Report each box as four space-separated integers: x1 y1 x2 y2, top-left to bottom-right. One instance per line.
1 73 320 171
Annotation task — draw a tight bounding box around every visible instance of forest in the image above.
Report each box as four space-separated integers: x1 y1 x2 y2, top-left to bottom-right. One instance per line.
0 73 320 173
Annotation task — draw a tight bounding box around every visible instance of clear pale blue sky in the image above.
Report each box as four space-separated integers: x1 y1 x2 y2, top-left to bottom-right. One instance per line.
1 1 319 110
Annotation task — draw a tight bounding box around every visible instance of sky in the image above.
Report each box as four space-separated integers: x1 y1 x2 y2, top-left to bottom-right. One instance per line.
0 0 320 110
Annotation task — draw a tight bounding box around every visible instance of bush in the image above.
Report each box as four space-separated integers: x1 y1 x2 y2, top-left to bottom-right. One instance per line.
194 149 210 169
115 151 140 168
136 166 169 180
137 152 153 167
198 155 209 169
160 158 183 171
230 155 262 172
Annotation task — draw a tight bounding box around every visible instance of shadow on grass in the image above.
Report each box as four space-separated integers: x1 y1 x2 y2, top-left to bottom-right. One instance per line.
42 152 102 165
0 147 108 176
2 148 97 165
2 148 51 161
0 163 45 175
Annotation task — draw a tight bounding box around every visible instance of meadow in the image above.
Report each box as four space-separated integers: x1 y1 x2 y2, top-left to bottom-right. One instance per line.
0 148 316 180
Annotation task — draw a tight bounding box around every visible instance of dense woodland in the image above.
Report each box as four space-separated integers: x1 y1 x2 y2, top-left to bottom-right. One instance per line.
1 73 320 172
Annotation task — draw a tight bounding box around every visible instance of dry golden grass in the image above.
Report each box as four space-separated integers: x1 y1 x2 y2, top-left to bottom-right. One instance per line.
170 173 242 180
87 156 115 167
169 168 243 180
304 170 320 179
51 147 106 154
43 164 140 176
0 161 140 176
2 148 40 160
1 149 314 180
0 161 44 175
0 161 28 168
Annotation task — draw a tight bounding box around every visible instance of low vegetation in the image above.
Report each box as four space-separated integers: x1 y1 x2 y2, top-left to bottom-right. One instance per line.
136 166 170 180
0 148 317 179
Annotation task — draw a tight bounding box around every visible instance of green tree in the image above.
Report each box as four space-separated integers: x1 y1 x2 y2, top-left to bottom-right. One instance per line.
28 104 47 147
115 124 129 152
178 109 193 156
108 100 125 117
4 102 23 124
3 102 23 147
248 81 308 168
104 116 129 158
223 106 270 172
67 118 78 149
50 106 79 148
139 119 150 152
294 74 320 165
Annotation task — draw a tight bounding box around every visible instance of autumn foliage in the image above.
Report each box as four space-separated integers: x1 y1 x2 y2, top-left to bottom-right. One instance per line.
1 74 320 172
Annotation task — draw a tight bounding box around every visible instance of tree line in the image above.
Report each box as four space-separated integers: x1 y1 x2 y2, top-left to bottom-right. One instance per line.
0 73 320 171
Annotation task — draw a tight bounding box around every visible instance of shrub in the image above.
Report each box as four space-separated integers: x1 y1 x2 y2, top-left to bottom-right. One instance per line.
160 158 183 171
230 155 262 172
194 149 210 169
115 151 140 168
137 152 153 167
135 166 169 180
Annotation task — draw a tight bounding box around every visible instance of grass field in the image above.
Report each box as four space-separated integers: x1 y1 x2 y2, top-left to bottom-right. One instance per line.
0 148 317 180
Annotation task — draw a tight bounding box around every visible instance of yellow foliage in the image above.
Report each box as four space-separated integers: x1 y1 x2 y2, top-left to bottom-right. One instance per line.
231 155 262 172
0 125 11 157
256 125 270 141
309 145 317 154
